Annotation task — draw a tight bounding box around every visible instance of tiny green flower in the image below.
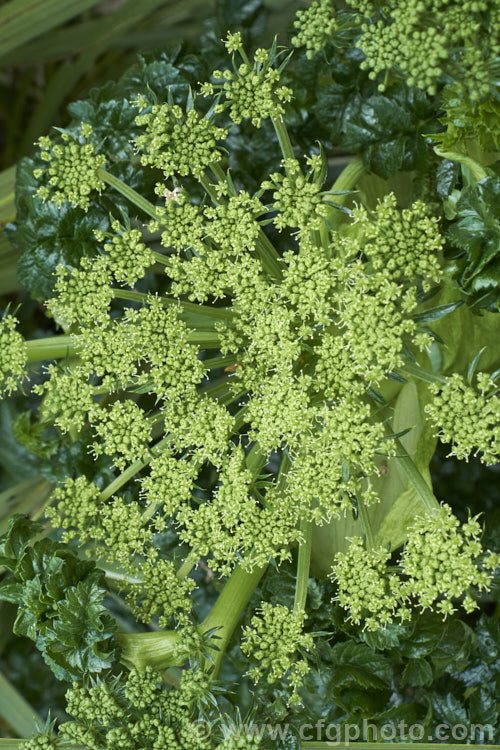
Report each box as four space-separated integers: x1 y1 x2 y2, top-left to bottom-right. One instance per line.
34 124 106 210
0 313 27 398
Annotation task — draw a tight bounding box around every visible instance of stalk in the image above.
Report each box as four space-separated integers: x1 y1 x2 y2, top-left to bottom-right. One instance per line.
271 114 295 162
320 155 365 247
99 436 171 502
357 495 375 550
176 550 199 580
293 518 312 613
98 168 159 220
256 229 283 279
433 148 488 181
393 437 440 516
112 289 235 322
201 563 267 678
26 335 74 363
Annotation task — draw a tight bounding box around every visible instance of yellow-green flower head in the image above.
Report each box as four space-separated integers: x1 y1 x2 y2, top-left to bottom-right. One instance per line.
0 313 27 398
291 0 338 59
247 372 312 454
73 318 142 390
201 45 293 128
152 186 207 254
331 536 411 631
91 400 151 471
281 239 339 324
128 550 195 628
20 735 58 750
168 252 231 303
133 296 206 396
313 332 365 400
47 475 101 543
400 504 500 616
424 373 500 464
34 124 106 210
96 222 154 287
140 451 199 516
261 158 328 232
241 603 313 704
204 190 264 254
134 98 228 179
161 388 234 466
33 365 95 433
48 257 113 329
337 273 418 384
353 193 444 288
288 399 392 523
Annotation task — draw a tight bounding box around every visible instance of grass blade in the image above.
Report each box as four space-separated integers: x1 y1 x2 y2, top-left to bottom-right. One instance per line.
0 671 42 738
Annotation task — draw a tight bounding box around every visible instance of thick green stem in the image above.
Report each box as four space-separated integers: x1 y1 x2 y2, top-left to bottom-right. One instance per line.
271 114 295 162
320 155 365 247
177 550 199 580
98 168 159 220
26 335 74 363
393 437 440 516
201 563 267 678
117 631 182 671
113 289 235 323
293 518 312 613
357 496 375 550
99 437 171 502
433 148 488 181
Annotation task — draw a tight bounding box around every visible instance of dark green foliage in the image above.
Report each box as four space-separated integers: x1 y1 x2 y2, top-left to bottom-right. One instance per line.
0 515 116 681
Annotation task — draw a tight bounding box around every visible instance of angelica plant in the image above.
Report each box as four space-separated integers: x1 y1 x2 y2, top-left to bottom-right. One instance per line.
0 0 500 745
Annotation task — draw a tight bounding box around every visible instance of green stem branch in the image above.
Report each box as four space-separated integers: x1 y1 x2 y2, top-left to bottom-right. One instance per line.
271 114 295 162
98 168 159 220
393 437 440 516
293 518 312 613
26 335 74 363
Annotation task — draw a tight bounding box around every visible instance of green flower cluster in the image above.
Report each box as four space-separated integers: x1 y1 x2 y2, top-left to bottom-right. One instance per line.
127 549 195 627
134 97 228 178
96 222 155 286
262 157 328 233
400 504 500 617
204 191 265 253
291 0 338 59
152 187 207 254
425 373 500 464
34 124 106 210
201 42 293 128
34 366 95 433
352 193 444 288
46 667 215 750
331 505 500 628
0 313 27 397
47 476 102 543
331 536 410 631
47 257 113 328
353 0 498 97
241 603 313 704
91 400 152 470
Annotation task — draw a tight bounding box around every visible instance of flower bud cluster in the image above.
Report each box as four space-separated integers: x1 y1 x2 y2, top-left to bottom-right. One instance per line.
96 222 154 286
0 313 27 397
91 400 151 470
34 124 106 210
241 603 313 704
291 0 338 59
201 46 293 128
134 98 227 178
425 373 500 464
48 257 113 328
34 366 95 433
261 158 328 232
353 193 444 288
